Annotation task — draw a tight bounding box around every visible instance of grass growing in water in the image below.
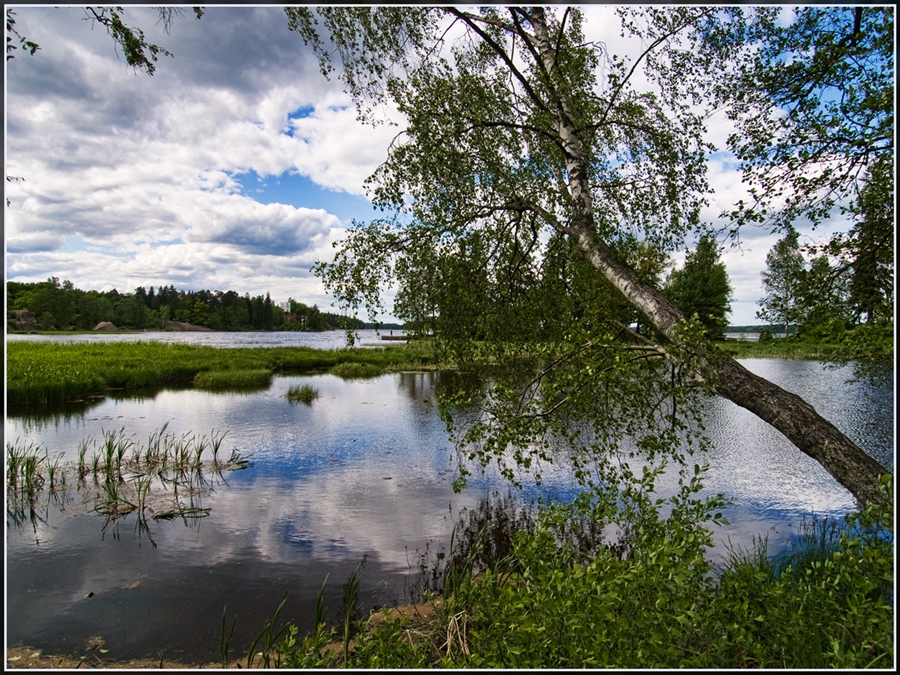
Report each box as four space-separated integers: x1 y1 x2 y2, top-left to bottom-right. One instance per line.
194 368 272 390
329 362 384 379
6 425 252 535
7 340 436 405
7 440 58 504
286 383 320 405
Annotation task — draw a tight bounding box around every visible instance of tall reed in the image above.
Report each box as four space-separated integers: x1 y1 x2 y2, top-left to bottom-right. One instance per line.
218 606 238 668
6 426 252 530
247 592 291 669
343 557 366 662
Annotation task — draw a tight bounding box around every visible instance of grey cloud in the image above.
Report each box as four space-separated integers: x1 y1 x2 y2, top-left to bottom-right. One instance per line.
8 7 324 142
5 41 94 104
137 6 327 97
5 231 66 254
186 205 336 256
7 9 158 121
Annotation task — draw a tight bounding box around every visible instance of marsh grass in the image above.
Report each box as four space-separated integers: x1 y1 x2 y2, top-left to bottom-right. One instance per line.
286 383 320 405
6 426 251 531
7 340 436 405
342 556 367 660
7 441 51 498
6 440 68 530
219 605 239 668
247 592 292 669
330 362 385 379
720 337 843 360
77 439 90 479
193 368 272 390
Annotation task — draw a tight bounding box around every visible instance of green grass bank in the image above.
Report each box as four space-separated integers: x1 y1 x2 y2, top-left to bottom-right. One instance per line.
5 340 436 405
8 332 892 406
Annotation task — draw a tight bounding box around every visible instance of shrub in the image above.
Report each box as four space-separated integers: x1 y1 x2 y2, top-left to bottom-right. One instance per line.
268 477 894 669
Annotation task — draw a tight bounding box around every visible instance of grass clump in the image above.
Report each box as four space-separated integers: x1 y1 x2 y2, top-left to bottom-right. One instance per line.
7 440 64 509
286 383 320 405
194 368 272 390
330 362 384 379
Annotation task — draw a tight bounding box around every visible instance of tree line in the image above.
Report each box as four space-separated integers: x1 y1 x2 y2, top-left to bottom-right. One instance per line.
6 279 362 332
757 158 894 340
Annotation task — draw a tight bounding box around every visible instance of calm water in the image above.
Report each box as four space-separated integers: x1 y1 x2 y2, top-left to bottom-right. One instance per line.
5 328 395 350
5 334 894 663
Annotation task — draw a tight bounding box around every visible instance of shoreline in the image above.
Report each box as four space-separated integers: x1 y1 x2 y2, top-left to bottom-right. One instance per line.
7 602 439 670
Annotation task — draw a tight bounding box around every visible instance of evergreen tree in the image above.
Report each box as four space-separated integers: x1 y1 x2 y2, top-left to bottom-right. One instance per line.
665 235 733 340
845 156 894 325
794 254 852 338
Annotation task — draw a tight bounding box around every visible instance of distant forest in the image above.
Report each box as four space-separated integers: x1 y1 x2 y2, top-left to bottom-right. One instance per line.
6 278 364 332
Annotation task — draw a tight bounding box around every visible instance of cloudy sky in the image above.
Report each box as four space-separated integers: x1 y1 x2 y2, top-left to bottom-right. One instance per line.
4 5 853 325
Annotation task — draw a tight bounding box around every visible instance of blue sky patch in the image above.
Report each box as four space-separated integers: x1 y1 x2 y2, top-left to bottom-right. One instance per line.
240 169 379 224
283 105 316 137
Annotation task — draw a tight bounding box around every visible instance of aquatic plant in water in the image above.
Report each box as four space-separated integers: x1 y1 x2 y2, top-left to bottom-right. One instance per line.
286 383 320 405
193 368 272 390
329 362 384 379
6 426 252 536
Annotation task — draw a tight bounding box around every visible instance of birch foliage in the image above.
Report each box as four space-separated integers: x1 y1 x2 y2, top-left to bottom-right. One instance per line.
292 6 890 506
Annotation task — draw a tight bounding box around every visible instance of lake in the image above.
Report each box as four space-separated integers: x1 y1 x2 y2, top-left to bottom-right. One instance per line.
5 332 894 663
5 328 393 350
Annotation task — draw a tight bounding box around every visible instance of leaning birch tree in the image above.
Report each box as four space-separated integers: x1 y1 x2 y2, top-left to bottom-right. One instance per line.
287 6 891 507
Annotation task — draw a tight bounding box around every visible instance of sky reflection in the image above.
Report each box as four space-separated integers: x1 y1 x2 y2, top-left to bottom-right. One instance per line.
5 361 893 662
